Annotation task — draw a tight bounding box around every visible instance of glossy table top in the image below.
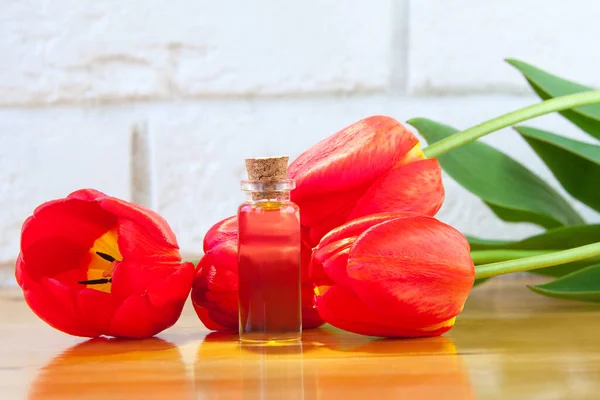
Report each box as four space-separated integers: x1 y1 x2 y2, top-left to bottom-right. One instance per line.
1 276 600 399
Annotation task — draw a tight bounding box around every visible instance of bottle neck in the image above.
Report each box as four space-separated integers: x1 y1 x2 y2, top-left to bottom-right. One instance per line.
244 192 291 202
241 179 295 202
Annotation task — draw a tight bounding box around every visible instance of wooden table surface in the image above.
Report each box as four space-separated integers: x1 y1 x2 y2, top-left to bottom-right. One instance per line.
1 277 599 400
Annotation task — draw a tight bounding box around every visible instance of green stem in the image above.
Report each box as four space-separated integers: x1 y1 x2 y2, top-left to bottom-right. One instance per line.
470 249 550 265
423 90 600 158
474 242 600 279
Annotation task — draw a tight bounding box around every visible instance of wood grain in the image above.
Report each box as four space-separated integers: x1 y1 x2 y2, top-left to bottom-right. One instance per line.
1 277 599 399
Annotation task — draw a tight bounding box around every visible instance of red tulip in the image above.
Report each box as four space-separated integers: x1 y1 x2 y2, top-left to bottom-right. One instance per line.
191 216 323 331
15 189 195 339
289 115 444 246
311 213 474 338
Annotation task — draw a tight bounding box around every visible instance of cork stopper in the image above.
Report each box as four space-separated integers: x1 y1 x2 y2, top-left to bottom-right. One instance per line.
244 156 289 200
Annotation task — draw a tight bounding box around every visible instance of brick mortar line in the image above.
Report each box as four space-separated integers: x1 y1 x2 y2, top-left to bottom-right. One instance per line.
0 89 389 109
390 0 410 93
130 121 155 209
0 90 538 111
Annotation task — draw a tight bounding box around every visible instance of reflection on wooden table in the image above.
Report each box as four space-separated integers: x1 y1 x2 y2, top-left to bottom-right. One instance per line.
28 338 193 400
1 277 600 399
195 331 473 399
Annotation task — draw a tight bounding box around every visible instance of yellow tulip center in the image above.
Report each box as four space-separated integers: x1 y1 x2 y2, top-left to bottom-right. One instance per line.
314 285 331 297
78 228 123 293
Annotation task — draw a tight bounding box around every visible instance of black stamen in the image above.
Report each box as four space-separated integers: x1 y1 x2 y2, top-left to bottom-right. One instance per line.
78 278 112 285
96 251 116 262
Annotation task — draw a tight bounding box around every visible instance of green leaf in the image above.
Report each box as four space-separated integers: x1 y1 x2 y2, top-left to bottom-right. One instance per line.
529 265 600 302
473 278 490 287
469 224 600 277
516 125 600 213
466 236 513 248
186 259 200 267
469 225 600 251
408 118 584 229
507 59 600 140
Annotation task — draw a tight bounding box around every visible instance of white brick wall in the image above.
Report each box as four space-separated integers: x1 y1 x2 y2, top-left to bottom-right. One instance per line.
1 1 599 271
0 0 392 105
408 0 600 94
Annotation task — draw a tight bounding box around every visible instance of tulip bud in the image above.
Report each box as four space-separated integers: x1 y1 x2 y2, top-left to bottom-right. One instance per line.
289 115 444 246
191 217 324 331
312 213 474 337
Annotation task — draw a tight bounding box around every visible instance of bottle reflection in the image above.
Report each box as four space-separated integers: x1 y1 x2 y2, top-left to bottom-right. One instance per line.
28 338 193 400
239 342 306 400
195 332 310 399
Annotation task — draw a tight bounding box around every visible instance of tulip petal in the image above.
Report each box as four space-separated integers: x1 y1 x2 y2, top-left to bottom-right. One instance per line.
24 274 98 337
99 197 179 251
348 158 444 220
318 213 405 248
15 253 24 288
301 281 323 329
312 238 354 287
318 285 451 338
204 290 239 313
147 301 188 337
301 239 313 282
294 186 367 227
22 237 89 285
202 267 239 297
203 217 238 253
20 199 116 281
308 257 329 288
67 188 106 202
76 289 120 334
190 241 239 329
307 221 343 248
209 242 238 276
289 116 419 198
321 246 352 286
313 237 355 266
22 198 115 251
111 258 174 297
192 257 220 307
192 305 231 331
146 262 195 308
311 213 409 286
115 218 181 263
347 216 474 327
191 256 238 330
193 253 237 304
108 295 154 338
202 308 238 331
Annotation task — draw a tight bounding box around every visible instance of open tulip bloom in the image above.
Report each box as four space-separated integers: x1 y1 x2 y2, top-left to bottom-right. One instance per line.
16 189 195 338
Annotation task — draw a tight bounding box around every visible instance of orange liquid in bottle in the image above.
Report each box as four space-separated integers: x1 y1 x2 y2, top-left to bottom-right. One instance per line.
237 202 302 342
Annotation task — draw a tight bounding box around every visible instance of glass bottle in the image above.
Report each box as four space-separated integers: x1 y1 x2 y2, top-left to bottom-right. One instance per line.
237 156 302 343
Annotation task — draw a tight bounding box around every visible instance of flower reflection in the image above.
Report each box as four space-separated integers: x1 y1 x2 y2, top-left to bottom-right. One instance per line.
29 337 193 400
310 333 476 399
194 330 474 399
